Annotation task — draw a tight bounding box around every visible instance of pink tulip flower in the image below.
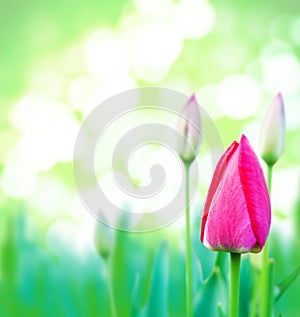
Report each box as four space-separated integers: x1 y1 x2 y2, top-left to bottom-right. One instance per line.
200 135 271 253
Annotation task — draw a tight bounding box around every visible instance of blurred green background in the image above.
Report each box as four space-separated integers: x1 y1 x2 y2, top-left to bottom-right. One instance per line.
0 0 300 316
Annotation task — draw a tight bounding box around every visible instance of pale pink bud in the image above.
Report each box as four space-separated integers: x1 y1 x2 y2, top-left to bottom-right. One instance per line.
177 94 202 164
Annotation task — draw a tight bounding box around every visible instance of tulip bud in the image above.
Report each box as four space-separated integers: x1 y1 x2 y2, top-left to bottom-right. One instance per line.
94 221 115 260
260 93 286 166
200 135 271 254
177 94 202 165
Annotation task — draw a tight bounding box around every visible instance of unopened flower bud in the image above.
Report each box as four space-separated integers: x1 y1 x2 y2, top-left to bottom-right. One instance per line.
260 93 286 166
177 94 202 164
201 135 271 254
94 221 115 260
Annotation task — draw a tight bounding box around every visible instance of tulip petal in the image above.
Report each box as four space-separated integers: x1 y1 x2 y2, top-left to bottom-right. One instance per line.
200 141 239 242
239 135 271 251
202 146 257 253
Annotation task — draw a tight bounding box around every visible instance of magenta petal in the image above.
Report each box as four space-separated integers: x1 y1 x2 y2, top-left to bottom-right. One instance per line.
239 135 271 251
203 146 257 253
200 141 239 242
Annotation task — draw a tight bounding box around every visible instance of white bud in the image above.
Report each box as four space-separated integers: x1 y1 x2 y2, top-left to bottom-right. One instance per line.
260 93 286 166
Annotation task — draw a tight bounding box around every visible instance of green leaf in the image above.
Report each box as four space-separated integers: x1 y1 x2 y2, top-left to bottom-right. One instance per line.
275 265 300 302
194 266 227 317
111 229 138 317
239 256 256 317
214 252 229 285
249 268 260 317
145 242 169 317
167 246 185 317
192 249 203 292
131 242 169 317
131 305 146 317
217 302 226 317
267 258 275 317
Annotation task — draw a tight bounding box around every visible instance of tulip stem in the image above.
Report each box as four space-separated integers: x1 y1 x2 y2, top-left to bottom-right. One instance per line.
260 164 273 317
230 253 241 317
185 163 193 317
267 164 273 194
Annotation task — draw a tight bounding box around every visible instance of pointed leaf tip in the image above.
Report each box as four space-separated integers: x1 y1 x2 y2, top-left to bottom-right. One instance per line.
275 265 300 302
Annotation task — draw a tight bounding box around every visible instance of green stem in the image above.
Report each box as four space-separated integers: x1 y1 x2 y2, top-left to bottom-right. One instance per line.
106 261 117 317
185 164 193 317
267 259 275 316
230 253 241 317
260 164 273 317
267 165 273 195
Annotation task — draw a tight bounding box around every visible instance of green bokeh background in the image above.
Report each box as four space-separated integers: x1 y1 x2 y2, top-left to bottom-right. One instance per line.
0 0 300 316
